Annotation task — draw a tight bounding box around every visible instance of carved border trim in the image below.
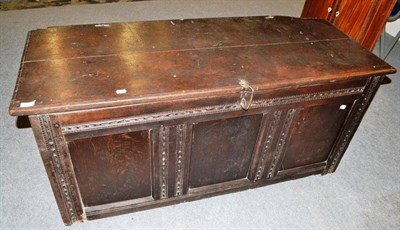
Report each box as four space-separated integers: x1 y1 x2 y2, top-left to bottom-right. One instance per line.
254 111 282 181
266 109 297 178
159 126 170 199
62 87 364 134
38 115 78 223
251 87 363 109
327 76 381 173
174 124 186 196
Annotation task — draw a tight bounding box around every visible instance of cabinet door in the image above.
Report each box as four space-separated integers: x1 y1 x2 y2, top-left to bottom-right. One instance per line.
301 0 336 20
301 0 396 50
332 0 396 50
332 0 377 42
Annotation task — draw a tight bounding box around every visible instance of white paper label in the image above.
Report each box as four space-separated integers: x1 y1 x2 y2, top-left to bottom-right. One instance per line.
116 89 127 94
20 100 36 108
94 24 110 27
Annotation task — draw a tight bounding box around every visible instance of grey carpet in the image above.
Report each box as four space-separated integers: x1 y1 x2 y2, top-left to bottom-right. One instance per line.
1 0 399 229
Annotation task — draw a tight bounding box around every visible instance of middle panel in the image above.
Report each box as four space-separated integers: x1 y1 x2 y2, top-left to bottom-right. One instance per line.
189 114 262 188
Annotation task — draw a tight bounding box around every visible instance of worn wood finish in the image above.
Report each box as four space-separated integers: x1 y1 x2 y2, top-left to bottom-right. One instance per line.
68 130 152 206
189 115 262 188
23 16 346 61
9 17 394 116
29 115 84 225
324 75 385 174
301 0 397 50
279 100 354 170
9 16 396 225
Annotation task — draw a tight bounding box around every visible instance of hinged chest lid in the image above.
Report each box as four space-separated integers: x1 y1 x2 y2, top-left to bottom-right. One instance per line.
9 16 395 116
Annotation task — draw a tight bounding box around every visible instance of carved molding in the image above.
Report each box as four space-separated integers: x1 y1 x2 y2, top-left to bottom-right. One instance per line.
251 87 364 108
62 87 364 134
266 109 297 178
159 126 170 199
254 111 282 181
38 115 78 223
327 76 381 173
174 124 186 196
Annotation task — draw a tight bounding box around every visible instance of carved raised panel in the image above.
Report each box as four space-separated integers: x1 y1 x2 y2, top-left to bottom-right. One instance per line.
189 115 262 188
68 130 152 206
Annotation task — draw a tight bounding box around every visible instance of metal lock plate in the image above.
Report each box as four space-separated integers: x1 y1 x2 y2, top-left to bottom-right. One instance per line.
239 80 254 110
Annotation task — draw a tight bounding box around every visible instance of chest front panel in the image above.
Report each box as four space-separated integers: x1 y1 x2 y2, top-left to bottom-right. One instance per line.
45 77 374 219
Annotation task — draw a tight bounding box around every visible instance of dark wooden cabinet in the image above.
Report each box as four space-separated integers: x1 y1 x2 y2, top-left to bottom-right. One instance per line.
301 0 397 50
9 16 395 225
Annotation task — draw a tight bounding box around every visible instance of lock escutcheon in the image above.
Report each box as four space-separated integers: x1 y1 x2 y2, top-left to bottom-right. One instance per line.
239 80 254 110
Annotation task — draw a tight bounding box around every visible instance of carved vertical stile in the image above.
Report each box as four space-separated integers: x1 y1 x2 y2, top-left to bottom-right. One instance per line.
265 109 297 178
325 76 383 174
150 128 158 200
159 126 170 199
174 124 186 196
182 123 193 195
32 115 83 225
156 123 189 199
253 111 283 181
247 113 270 182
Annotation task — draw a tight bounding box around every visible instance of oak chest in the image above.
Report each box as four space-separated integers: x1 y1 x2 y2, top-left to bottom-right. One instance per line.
9 16 396 225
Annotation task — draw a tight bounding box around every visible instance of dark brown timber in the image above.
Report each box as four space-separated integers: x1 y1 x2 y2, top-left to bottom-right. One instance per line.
9 16 396 225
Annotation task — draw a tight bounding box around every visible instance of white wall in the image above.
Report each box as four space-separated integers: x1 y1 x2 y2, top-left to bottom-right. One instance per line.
386 20 400 38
